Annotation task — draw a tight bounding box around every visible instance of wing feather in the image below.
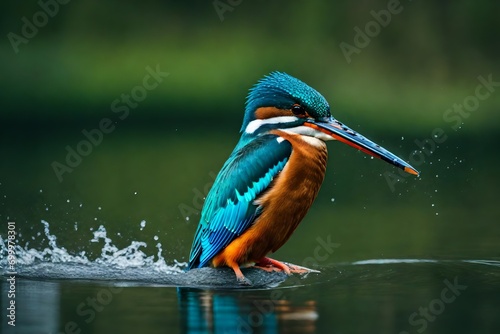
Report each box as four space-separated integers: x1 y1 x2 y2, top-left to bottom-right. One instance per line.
187 135 291 269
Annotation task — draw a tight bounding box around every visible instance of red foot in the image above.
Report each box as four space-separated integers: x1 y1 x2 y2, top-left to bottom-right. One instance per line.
255 257 314 275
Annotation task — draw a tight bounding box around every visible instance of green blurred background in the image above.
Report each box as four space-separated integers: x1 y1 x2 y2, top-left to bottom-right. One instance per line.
2 2 500 333
1 0 499 263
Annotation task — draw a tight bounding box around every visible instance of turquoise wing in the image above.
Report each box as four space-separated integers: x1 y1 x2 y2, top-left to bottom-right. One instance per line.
187 134 292 269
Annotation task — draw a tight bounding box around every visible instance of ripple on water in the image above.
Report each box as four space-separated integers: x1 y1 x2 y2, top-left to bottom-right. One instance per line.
1 221 499 289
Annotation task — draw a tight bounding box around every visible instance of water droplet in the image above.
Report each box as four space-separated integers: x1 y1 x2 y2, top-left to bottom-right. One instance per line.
66 199 70 203
434 189 438 192
154 235 159 241
435 174 439 178
331 198 335 202
185 217 190 221
98 206 102 210
39 189 43 193
79 203 83 208
431 204 435 207
435 213 439 216
401 136 404 140
134 191 137 195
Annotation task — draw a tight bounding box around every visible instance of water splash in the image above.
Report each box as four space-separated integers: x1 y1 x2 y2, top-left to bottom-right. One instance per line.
0 220 186 274
0 220 292 288
0 220 88 266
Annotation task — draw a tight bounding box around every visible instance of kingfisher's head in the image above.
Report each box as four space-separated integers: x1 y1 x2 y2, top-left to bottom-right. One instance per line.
242 71 331 134
240 72 419 176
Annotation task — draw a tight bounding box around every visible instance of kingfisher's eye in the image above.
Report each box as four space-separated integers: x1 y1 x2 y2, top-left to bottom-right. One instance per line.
291 104 307 117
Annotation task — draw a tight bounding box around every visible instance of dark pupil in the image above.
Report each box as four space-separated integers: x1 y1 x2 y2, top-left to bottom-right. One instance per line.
292 105 306 116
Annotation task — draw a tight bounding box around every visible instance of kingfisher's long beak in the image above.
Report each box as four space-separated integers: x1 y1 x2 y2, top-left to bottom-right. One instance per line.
304 117 419 176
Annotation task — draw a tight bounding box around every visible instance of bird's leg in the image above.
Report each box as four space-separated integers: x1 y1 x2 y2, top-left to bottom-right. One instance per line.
226 260 252 285
254 257 313 275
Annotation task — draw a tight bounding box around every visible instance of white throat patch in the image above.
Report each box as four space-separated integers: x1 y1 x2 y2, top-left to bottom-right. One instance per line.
281 125 334 142
245 116 298 134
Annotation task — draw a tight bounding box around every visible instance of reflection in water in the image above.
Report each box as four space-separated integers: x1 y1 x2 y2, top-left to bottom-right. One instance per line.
178 288 318 333
1 279 60 333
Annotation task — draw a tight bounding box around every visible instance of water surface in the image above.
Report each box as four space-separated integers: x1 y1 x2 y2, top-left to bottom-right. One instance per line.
1 127 499 333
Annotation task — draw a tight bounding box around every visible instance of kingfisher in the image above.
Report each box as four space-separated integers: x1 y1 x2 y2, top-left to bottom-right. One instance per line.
187 72 419 284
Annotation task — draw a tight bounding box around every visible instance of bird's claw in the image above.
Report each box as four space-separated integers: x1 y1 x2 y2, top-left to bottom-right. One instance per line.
254 257 320 276
237 275 252 286
282 262 321 274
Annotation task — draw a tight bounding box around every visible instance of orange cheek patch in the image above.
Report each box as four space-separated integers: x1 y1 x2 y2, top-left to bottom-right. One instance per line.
255 107 293 119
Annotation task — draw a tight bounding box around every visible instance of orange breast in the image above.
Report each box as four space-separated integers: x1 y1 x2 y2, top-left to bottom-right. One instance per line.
212 131 328 268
